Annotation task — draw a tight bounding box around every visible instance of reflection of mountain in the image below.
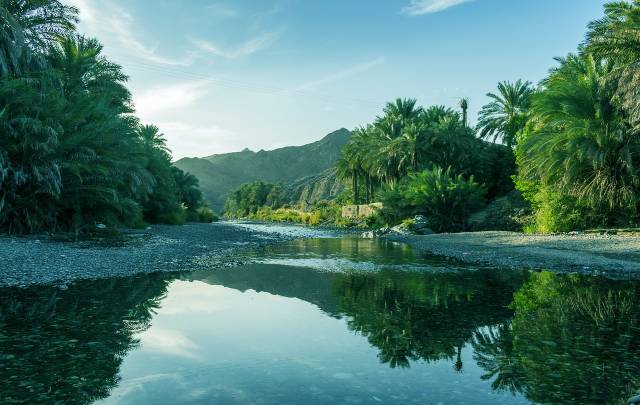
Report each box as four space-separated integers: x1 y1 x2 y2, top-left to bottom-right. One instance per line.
188 264 342 317
333 269 529 369
473 272 640 404
0 273 176 404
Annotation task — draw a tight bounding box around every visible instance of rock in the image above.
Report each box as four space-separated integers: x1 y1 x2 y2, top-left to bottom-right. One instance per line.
390 223 413 235
361 227 391 239
412 215 430 230
628 394 640 404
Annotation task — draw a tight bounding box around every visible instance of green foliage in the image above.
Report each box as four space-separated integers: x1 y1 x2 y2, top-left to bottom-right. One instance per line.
224 181 284 218
381 166 486 233
0 5 208 235
586 0 640 129
477 80 534 147
515 52 640 232
336 99 516 213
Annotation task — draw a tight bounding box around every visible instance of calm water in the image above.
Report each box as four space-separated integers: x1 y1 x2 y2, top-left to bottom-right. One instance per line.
1 236 639 404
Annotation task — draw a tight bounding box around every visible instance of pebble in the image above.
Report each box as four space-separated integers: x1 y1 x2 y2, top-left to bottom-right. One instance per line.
0 222 308 288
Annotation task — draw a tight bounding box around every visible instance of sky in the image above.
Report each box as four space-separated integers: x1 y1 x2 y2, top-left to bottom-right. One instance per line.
65 0 609 159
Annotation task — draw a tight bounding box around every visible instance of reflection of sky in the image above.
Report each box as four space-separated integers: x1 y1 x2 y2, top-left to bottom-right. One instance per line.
98 276 528 404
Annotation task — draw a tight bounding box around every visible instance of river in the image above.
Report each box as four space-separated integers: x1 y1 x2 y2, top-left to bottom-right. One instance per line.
1 224 639 404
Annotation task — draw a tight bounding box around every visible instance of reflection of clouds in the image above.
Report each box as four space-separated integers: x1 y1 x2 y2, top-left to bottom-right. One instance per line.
139 328 201 361
101 373 184 403
158 281 233 315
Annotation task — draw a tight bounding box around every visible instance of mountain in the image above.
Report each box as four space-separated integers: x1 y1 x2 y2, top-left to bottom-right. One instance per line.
174 128 351 212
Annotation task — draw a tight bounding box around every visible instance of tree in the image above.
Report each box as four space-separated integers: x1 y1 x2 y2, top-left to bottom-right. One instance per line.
459 97 469 128
381 166 486 232
0 0 77 77
516 53 640 229
586 0 640 128
477 80 534 147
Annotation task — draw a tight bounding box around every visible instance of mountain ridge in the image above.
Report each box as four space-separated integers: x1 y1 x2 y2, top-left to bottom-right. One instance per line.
174 128 351 212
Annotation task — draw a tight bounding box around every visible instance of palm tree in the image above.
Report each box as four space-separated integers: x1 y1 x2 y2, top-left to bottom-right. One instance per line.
459 98 469 128
472 324 525 394
586 0 640 128
0 0 77 77
519 53 640 218
379 98 423 128
477 80 533 148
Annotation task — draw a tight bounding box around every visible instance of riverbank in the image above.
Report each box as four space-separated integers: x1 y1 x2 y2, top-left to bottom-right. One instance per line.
0 222 335 288
388 231 640 277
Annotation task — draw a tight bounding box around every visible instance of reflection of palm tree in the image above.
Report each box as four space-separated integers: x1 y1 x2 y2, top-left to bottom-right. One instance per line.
453 345 463 373
472 323 525 395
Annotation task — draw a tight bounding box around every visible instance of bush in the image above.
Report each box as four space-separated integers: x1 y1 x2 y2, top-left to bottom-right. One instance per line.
468 190 532 232
381 166 486 233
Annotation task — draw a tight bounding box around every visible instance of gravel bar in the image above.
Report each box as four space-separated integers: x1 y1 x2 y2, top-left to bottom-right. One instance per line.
389 231 640 279
0 221 336 288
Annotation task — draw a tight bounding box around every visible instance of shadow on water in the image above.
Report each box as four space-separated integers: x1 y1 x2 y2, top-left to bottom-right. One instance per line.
0 236 639 404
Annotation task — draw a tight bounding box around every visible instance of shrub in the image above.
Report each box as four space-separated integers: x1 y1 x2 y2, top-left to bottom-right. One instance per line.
381 166 486 233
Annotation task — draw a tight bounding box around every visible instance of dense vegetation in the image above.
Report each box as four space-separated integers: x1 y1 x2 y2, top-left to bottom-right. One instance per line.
334 98 517 232
0 1 213 235
334 0 640 233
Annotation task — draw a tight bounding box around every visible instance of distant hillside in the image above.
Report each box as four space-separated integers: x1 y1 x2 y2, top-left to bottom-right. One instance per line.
175 128 351 212
284 168 345 208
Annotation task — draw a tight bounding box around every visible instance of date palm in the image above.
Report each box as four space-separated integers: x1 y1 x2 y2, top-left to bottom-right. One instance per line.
477 80 533 148
587 0 640 129
0 0 77 77
518 53 640 216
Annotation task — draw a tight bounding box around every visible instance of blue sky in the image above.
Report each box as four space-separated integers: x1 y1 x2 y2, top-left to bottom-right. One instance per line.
67 0 608 158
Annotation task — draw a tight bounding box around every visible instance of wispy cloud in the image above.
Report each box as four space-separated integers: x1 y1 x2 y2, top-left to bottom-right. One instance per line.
402 0 473 16
191 29 284 59
291 57 386 92
67 0 196 66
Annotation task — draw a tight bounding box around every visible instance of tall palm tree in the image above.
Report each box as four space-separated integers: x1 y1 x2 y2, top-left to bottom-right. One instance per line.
586 0 640 128
459 98 469 128
477 80 534 148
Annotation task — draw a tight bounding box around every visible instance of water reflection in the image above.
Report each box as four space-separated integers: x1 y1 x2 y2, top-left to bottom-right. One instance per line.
480 272 640 404
0 273 176 404
333 269 528 370
0 237 638 404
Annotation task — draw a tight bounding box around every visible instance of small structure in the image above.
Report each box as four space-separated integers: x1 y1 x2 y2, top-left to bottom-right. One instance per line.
341 203 383 219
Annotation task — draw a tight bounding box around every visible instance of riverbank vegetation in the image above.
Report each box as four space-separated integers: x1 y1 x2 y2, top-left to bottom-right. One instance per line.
0 1 213 236
219 3 640 234
333 0 640 234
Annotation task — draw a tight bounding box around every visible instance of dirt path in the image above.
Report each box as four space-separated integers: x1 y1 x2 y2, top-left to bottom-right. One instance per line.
389 231 640 278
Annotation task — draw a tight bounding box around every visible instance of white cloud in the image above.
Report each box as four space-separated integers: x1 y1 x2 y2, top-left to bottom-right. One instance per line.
139 328 201 361
291 57 386 92
191 29 284 59
133 81 211 119
402 0 473 16
154 122 236 159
